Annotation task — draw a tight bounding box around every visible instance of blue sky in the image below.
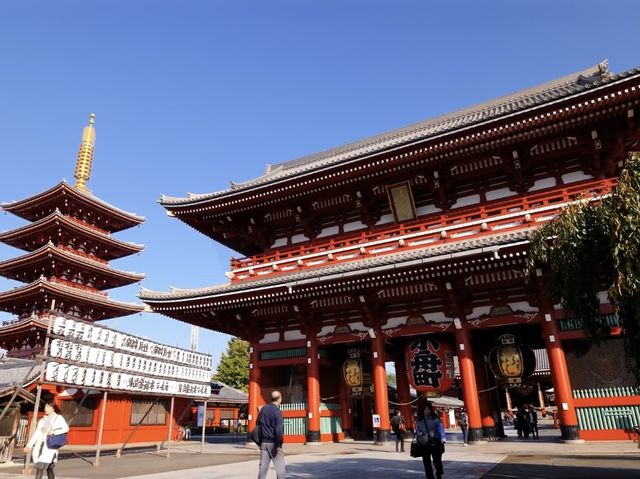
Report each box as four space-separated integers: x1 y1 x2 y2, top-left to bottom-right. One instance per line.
0 0 638 369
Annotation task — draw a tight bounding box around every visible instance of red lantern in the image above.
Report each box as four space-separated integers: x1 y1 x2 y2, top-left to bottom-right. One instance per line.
405 337 455 394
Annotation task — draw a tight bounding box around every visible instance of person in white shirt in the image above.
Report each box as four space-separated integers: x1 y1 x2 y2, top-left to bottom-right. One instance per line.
24 400 70 479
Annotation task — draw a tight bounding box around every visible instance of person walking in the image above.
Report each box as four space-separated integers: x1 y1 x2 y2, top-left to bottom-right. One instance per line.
390 410 407 452
515 405 525 439
256 391 285 479
527 404 539 439
458 409 469 446
415 402 446 479
24 400 69 479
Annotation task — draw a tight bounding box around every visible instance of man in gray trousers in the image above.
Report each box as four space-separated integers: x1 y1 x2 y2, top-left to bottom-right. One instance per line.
257 390 285 479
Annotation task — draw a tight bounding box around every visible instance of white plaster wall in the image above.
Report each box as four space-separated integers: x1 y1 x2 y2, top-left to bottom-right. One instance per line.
529 177 557 192
343 221 367 232
317 225 339 238
485 188 517 201
271 237 288 248
317 325 336 337
259 333 280 344
466 306 493 320
562 171 593 184
383 316 407 329
284 329 306 341
507 301 537 312
375 214 395 226
348 322 369 332
451 194 480 209
425 311 448 323
416 204 442 216
290 233 308 244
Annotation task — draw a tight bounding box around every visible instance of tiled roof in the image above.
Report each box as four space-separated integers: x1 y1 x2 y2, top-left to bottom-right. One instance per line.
0 278 145 315
2 181 144 231
160 60 639 206
0 357 39 391
0 243 145 286
0 210 144 258
207 380 248 403
140 228 530 302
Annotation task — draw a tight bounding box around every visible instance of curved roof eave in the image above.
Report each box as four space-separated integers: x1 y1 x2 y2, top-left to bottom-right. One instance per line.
140 229 532 305
2 181 145 229
158 61 638 208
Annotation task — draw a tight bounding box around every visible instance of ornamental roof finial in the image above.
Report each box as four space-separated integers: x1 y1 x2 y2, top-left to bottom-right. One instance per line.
73 113 96 194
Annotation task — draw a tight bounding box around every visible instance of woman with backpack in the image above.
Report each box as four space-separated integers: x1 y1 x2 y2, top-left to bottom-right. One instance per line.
415 402 446 479
24 400 69 479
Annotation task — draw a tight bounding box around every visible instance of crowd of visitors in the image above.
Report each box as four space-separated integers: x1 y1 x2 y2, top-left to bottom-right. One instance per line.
514 404 540 439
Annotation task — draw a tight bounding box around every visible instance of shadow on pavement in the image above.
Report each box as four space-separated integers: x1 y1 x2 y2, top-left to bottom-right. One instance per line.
279 456 496 479
481 455 640 479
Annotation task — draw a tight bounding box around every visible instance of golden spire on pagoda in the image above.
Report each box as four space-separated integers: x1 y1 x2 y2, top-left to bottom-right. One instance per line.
73 113 96 193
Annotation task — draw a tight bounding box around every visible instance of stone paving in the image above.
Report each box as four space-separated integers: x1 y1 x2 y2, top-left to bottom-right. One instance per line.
0 426 636 479
125 447 504 479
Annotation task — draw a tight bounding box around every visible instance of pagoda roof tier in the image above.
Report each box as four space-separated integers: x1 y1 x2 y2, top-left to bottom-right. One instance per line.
0 243 144 290
2 182 144 233
160 61 638 214
0 316 49 354
0 210 144 260
0 278 144 320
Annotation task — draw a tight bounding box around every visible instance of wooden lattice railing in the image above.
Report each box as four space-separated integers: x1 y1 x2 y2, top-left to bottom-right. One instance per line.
228 178 616 282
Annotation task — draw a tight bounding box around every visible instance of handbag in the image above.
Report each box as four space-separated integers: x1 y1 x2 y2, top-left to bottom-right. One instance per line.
409 438 425 458
46 432 68 449
249 410 262 446
398 421 407 433
249 425 261 446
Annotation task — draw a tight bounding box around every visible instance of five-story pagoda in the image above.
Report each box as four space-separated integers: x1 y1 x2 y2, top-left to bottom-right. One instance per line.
0 114 145 359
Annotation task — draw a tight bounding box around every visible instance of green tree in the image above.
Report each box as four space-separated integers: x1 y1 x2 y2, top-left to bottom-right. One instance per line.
387 372 397 387
527 151 640 382
215 337 250 391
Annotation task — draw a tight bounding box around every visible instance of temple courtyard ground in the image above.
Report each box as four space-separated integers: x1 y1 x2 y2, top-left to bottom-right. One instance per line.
0 426 637 478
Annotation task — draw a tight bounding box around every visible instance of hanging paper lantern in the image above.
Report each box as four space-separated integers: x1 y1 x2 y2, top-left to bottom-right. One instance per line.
489 334 536 385
342 348 373 396
405 337 455 393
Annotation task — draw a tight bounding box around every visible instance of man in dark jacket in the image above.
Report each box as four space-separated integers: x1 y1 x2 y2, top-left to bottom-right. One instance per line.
257 390 285 479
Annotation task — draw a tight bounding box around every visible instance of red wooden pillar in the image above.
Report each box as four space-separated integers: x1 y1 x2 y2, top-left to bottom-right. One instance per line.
306 334 321 442
339 378 352 439
394 351 414 430
542 314 581 440
537 382 547 417
505 387 513 416
454 323 484 442
473 351 497 440
248 342 261 433
536 273 581 441
371 329 391 443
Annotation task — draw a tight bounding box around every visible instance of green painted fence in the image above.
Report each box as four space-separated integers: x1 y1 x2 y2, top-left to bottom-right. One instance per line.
283 417 308 436
320 416 343 434
280 403 307 411
576 405 640 430
559 314 620 332
573 387 640 398
260 348 306 361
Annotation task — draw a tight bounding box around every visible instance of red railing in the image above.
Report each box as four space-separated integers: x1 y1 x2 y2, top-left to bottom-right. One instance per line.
228 178 615 282
48 277 108 297
57 244 109 265
65 214 110 235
